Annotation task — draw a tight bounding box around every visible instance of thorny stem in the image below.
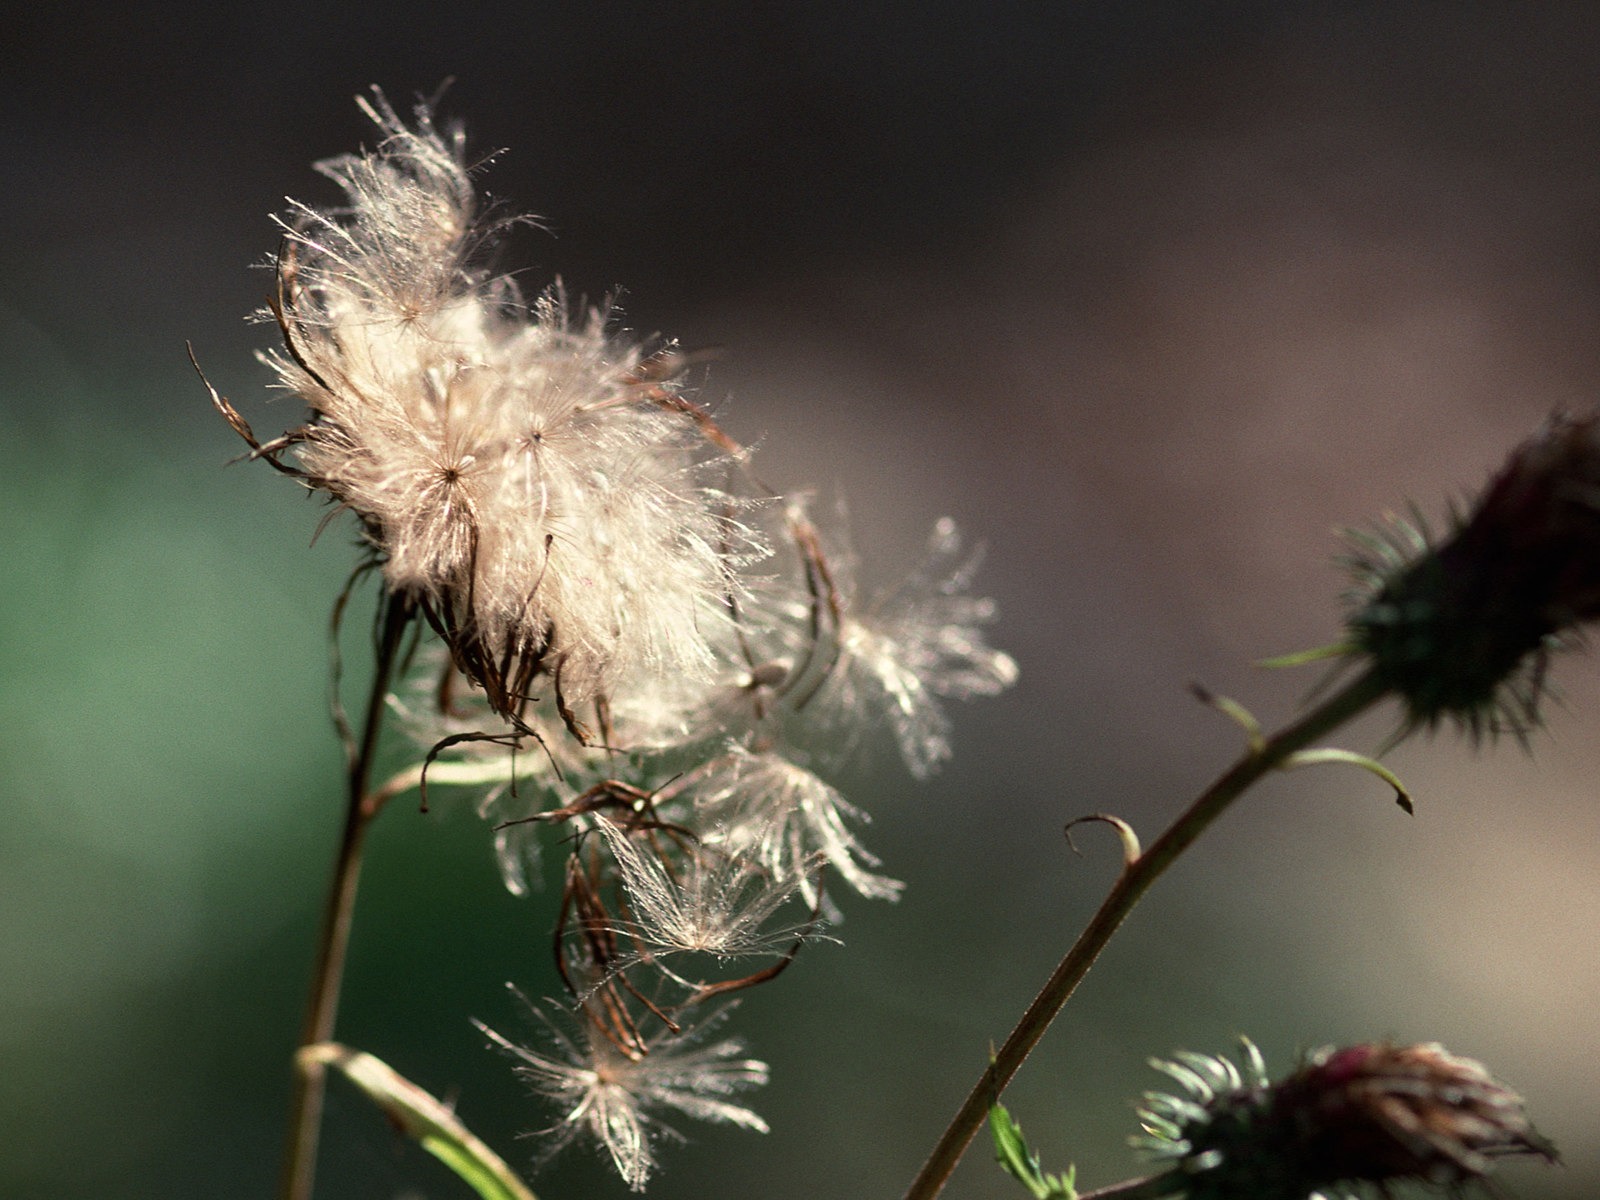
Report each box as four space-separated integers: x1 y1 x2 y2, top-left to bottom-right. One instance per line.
901 668 1389 1200
279 594 414 1200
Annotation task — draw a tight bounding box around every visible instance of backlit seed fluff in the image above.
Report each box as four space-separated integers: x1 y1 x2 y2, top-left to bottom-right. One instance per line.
814 515 1020 777
256 89 755 710
475 991 770 1192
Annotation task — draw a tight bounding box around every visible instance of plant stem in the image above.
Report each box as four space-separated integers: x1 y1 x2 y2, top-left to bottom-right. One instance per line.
279 595 413 1200
1075 1171 1189 1200
901 668 1389 1200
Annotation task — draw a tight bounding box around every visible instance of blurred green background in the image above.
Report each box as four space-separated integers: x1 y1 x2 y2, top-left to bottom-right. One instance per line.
5 5 1599 1198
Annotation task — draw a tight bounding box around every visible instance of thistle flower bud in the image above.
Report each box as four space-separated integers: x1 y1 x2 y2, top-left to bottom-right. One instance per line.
1347 411 1600 738
1136 1040 1556 1200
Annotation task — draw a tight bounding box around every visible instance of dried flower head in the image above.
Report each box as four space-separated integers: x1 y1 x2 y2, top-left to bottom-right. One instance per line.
475 990 769 1192
1346 411 1600 740
1136 1040 1556 1200
222 88 755 718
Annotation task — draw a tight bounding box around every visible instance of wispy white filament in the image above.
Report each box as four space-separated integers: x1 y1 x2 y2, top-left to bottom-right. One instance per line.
813 516 1020 777
595 817 816 967
475 992 769 1191
691 746 904 904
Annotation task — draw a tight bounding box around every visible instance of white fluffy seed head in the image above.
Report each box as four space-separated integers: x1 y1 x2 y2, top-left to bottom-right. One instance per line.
476 991 769 1191
264 90 758 710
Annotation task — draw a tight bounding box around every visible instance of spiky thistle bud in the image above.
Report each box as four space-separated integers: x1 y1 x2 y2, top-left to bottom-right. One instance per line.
1135 1040 1556 1200
1346 411 1600 739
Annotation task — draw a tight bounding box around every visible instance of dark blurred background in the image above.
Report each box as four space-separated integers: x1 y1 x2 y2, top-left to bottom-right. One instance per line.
4 4 1599 1198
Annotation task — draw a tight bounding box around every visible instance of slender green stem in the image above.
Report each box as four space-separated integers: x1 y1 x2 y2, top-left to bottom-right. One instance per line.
901 668 1389 1200
279 595 413 1200
1075 1171 1189 1200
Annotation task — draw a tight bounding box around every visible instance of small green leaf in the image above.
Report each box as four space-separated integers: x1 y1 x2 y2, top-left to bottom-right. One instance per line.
989 1101 1077 1200
1190 684 1266 752
1256 641 1355 668
990 1102 1039 1191
301 1042 538 1200
1280 746 1413 813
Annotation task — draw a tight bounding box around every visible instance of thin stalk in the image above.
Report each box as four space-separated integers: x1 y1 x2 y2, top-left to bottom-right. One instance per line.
279 594 413 1200
1075 1172 1188 1200
902 668 1389 1200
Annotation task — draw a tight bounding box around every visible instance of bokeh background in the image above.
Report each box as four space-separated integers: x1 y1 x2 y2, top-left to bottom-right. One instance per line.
4 4 1599 1198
